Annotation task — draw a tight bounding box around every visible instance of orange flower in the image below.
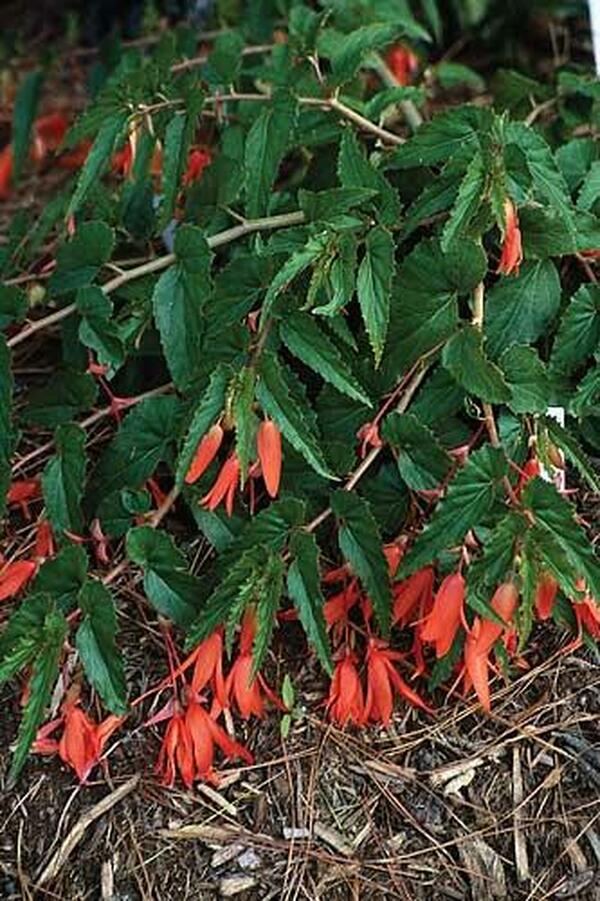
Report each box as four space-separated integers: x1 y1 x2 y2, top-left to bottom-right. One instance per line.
112 142 134 177
383 542 405 579
185 424 224 484
363 639 433 724
0 560 37 602
156 710 195 789
326 653 364 726
201 452 240 516
464 581 519 712
33 112 69 156
185 698 252 784
497 198 523 276
57 140 92 170
421 572 465 658
56 699 123 783
392 567 434 627
190 628 226 706
34 520 54 560
356 421 382 459
7 479 42 519
534 573 558 621
256 419 282 498
386 45 419 86
0 144 13 198
182 148 212 186
516 457 540 497
220 610 282 719
324 579 360 631
573 594 600 642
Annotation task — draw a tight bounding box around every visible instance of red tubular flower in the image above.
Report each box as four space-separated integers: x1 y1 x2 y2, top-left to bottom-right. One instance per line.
256 419 282 498
221 610 282 719
464 581 519 712
0 560 37 602
34 520 54 560
185 424 224 484
386 45 419 86
363 640 433 724
573 593 600 643
356 421 382 459
57 140 92 170
7 479 42 519
0 144 13 199
185 699 253 784
324 579 360 631
191 628 226 706
58 702 100 783
421 572 465 658
392 566 434 627
497 198 523 276
112 142 134 177
326 653 364 726
34 113 69 156
534 572 558 621
201 452 240 516
383 542 405 579
182 148 212 186
516 457 540 497
156 710 195 789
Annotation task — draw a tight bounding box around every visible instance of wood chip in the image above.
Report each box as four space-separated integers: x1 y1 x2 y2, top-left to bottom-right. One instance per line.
429 756 485 788
513 746 530 883
159 823 240 844
313 822 354 857
458 837 507 900
37 775 140 886
220 875 257 896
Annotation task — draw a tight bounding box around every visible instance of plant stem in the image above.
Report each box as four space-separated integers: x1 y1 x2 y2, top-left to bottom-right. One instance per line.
6 210 306 350
305 362 430 534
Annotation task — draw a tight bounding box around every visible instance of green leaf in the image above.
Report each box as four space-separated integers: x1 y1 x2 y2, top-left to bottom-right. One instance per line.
76 286 125 373
0 592 53 662
280 311 371 406
126 526 200 626
298 187 377 221
176 364 231 487
153 225 212 390
287 531 332 674
550 285 600 374
401 446 508 574
67 113 127 217
330 21 428 84
382 412 452 491
541 417 600 494
0 285 27 329
262 234 327 322
12 70 43 182
331 490 391 635
233 367 257 480
365 86 425 119
159 93 203 229
32 544 88 613
357 226 395 366
338 130 400 226
522 478 600 600
9 610 67 783
253 554 285 675
245 90 296 218
521 207 600 259
441 151 485 251
577 161 600 212
42 424 86 535
256 352 336 481
501 346 550 414
393 106 493 168
76 580 127 715
0 336 13 516
443 326 512 403
24 370 98 427
205 31 245 83
48 221 115 296
485 261 561 359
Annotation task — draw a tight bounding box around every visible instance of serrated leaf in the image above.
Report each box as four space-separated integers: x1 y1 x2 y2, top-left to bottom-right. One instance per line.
365 86 425 119
357 226 395 367
48 221 115 296
126 526 200 626
89 396 179 508
393 106 493 168
24 370 98 427
287 531 332 674
382 412 452 491
522 478 600 600
77 286 125 373
253 554 285 675
67 113 127 217
330 21 428 84
331 490 391 634
76 580 127 715
42 423 86 535
0 285 27 329
12 70 43 182
245 90 296 218
315 233 358 316
0 336 13 516
159 93 203 229
298 186 377 221
338 130 400 226
153 225 212 390
176 364 231 487
205 31 245 83
256 352 336 480
9 610 67 783
485 261 561 359
401 446 508 574
443 326 512 403
233 367 257 481
0 592 53 661
551 285 600 374
441 151 485 251
520 207 600 259
542 417 600 493
261 234 327 323
577 160 600 212
280 311 371 406
32 544 88 613
500 345 550 414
